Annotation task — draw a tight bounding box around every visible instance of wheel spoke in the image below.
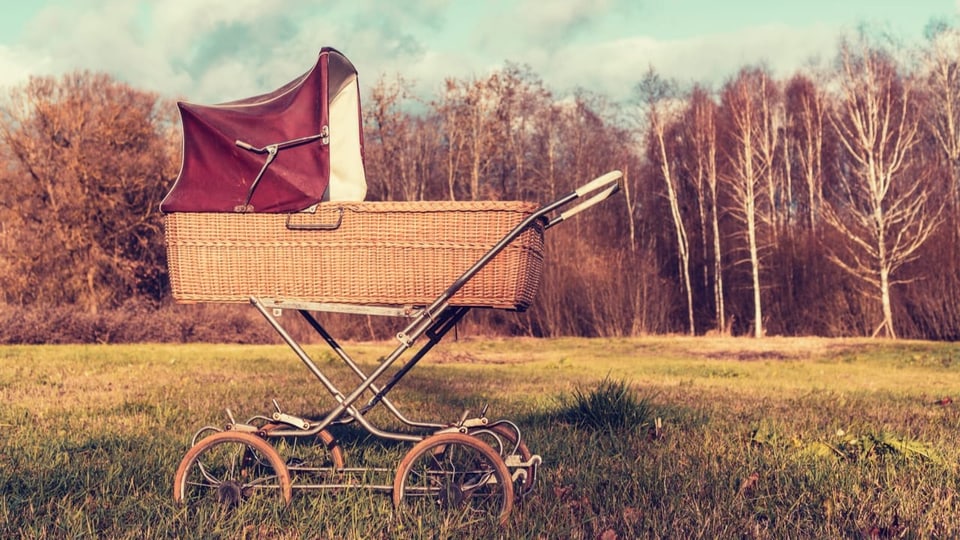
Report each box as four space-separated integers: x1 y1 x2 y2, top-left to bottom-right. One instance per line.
394 432 513 526
173 431 292 508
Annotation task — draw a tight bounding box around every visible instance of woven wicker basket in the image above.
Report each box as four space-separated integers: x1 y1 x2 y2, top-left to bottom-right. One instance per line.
165 201 545 310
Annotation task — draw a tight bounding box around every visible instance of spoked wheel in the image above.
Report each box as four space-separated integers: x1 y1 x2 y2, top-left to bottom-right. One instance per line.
173 431 292 508
467 422 538 497
393 432 514 526
258 423 346 470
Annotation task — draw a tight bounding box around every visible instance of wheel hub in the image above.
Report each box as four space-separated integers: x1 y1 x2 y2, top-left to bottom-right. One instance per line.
217 480 243 508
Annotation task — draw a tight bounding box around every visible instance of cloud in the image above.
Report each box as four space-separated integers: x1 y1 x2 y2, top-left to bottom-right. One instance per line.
519 22 843 103
7 0 315 100
0 45 47 90
0 0 913 110
513 0 639 44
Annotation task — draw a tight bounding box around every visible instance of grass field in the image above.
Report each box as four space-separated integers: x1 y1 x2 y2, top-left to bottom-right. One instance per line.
2 336 960 538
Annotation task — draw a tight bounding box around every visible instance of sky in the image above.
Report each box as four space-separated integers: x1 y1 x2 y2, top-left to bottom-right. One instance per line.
0 0 957 106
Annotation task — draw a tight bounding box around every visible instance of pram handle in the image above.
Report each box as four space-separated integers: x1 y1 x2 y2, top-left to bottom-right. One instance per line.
546 170 622 229
392 169 626 348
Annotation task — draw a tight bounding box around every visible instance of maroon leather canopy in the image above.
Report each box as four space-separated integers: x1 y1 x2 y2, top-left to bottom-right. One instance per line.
161 48 361 213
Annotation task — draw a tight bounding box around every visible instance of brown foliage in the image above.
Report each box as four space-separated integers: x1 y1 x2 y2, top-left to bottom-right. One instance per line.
0 302 279 344
0 71 178 314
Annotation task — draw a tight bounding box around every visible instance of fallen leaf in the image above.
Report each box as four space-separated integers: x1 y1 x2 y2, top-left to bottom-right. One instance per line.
598 528 618 540
738 471 760 495
553 485 574 501
623 506 642 524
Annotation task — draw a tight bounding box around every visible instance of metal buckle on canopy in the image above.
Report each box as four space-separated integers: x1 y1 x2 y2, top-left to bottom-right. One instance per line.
234 128 330 213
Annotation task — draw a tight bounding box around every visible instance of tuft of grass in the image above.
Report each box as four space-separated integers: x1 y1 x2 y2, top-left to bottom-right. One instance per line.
558 376 653 433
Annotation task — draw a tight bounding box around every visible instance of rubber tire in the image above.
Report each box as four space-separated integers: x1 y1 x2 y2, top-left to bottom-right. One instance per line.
393 432 514 526
173 430 292 506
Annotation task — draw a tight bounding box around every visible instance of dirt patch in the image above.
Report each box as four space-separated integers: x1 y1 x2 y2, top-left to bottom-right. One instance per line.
427 351 522 364
704 350 795 362
681 336 855 362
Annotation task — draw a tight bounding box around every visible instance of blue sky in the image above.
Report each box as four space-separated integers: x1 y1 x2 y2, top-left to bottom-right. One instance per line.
0 0 956 105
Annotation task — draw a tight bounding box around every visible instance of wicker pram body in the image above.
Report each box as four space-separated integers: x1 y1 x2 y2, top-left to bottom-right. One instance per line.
165 201 545 310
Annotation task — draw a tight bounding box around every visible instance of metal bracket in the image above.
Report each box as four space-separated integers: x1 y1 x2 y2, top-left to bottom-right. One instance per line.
272 412 310 430
222 408 259 432
271 399 310 430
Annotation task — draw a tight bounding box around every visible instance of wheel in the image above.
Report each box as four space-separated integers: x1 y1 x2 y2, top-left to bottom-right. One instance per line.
467 422 537 497
173 430 292 507
258 423 346 470
393 432 514 526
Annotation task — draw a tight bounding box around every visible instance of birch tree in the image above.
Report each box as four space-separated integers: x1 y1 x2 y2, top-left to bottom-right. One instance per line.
826 42 943 338
637 70 695 335
720 68 773 337
785 73 826 232
686 85 726 332
754 74 785 240
920 22 960 220
434 76 497 200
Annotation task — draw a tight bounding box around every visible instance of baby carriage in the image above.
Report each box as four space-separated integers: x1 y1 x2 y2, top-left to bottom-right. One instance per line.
163 48 622 525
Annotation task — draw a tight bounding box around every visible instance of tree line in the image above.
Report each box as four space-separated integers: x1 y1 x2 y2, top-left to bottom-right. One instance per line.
2 27 960 340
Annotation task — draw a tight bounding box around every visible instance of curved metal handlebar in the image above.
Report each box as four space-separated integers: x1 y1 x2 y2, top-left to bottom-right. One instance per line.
546 170 623 229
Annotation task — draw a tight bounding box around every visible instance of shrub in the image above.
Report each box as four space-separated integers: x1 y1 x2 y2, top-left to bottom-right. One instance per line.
0 302 281 344
558 376 653 433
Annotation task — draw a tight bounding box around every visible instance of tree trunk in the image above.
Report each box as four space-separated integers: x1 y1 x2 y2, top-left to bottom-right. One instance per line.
710 186 725 332
747 196 763 337
879 266 896 338
656 125 695 335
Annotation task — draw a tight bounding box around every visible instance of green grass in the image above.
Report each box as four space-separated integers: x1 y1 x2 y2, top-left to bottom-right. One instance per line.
2 337 960 538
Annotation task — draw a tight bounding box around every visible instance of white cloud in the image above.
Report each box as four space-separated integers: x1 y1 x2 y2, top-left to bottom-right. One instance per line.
0 45 46 90
523 22 842 103
512 0 625 43
0 0 927 109
8 0 318 100
343 1 840 105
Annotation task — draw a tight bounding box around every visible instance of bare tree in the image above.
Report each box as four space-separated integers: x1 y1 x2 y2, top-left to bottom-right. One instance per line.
785 73 826 232
720 67 775 337
530 99 569 205
826 41 944 338
920 22 960 219
485 63 553 199
685 85 726 332
433 77 499 201
637 70 695 335
433 79 467 200
364 75 421 200
753 73 785 240
0 71 176 312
